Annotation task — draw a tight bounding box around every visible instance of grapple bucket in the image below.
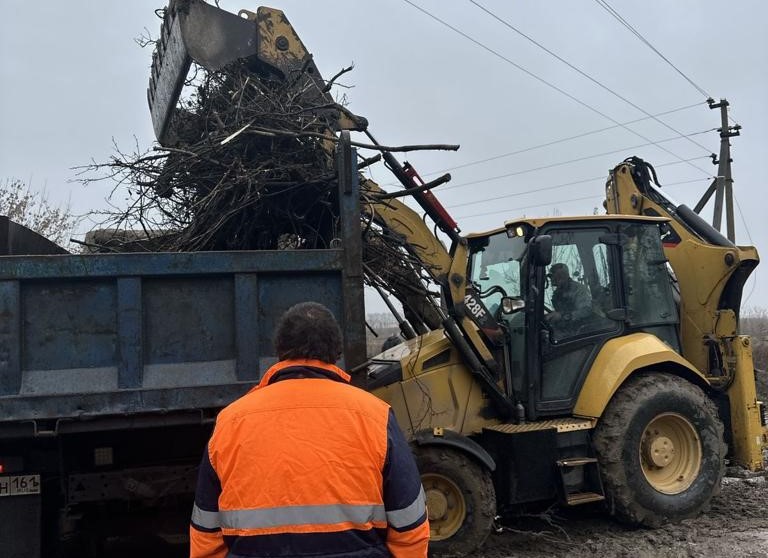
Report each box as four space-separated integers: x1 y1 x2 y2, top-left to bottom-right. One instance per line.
148 0 336 146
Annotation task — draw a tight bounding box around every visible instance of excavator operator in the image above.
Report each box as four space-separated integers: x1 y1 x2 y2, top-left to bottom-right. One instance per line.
546 263 592 335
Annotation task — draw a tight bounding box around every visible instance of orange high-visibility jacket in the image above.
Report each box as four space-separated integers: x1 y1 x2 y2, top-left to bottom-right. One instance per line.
190 359 430 558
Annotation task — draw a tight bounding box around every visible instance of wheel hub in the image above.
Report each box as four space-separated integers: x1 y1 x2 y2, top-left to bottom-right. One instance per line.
426 488 448 520
643 435 675 467
421 473 466 540
639 412 702 494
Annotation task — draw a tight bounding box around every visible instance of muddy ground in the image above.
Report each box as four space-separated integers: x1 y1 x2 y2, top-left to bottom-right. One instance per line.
97 471 767 558
480 472 768 558
472 371 768 558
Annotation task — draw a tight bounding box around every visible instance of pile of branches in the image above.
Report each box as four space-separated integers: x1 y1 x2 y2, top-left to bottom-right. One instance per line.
361 222 445 332
87 60 454 327
92 61 349 251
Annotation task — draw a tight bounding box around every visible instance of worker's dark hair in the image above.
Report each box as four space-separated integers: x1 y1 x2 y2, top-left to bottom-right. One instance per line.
274 302 343 364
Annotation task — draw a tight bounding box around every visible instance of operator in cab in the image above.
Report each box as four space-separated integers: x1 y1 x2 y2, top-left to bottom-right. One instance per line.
545 263 592 335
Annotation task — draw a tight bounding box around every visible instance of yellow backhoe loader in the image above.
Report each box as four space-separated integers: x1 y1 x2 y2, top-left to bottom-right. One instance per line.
364 157 766 555
149 3 768 556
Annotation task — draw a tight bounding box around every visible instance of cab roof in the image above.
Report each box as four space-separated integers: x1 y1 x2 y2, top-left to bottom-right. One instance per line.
464 214 669 239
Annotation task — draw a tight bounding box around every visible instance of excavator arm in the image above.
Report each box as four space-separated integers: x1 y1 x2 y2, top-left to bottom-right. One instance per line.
148 1 467 320
361 179 504 375
606 157 765 470
606 157 759 373
361 178 449 332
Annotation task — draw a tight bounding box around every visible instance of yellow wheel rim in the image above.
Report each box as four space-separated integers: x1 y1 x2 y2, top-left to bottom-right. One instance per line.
422 473 466 541
640 412 702 494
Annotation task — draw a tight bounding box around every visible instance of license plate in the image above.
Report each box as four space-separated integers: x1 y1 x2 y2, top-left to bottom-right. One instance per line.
0 474 41 497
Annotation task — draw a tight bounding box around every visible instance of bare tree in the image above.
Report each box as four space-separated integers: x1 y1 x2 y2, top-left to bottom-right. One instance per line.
0 179 77 246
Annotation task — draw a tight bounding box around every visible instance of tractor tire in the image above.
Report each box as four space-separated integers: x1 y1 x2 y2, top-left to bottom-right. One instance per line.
414 446 495 558
593 372 725 527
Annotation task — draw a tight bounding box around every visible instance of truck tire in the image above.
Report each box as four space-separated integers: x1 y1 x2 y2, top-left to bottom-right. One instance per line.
414 446 495 557
592 372 725 527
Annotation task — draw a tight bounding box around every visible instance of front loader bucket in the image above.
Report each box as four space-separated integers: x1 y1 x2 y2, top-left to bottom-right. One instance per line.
148 0 334 146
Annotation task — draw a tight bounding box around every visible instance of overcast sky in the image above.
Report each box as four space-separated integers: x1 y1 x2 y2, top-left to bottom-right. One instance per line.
1 0 765 309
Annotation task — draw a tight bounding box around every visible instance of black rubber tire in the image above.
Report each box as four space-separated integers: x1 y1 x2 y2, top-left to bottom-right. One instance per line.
414 446 495 558
593 372 725 527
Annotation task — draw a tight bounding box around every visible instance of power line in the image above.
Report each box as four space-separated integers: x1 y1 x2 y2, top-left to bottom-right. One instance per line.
423 102 703 177
593 0 712 99
440 132 713 193
663 177 714 188
401 0 712 178
731 192 756 304
456 194 602 221
446 158 711 210
729 196 755 306
733 196 754 245
454 177 710 221
591 0 751 255
449 176 602 209
468 0 712 156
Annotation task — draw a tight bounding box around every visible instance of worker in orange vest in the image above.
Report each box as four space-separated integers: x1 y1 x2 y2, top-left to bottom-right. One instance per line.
190 301 430 558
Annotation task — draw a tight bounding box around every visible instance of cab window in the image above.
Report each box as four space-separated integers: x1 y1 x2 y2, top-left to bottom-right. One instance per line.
544 229 616 343
469 232 525 315
620 223 678 326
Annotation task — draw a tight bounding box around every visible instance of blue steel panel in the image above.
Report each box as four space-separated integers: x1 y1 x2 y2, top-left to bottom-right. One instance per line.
256 273 343 359
234 274 260 381
0 250 344 280
0 383 252 426
0 251 352 419
0 281 21 396
117 278 143 389
22 280 117 371
143 277 234 365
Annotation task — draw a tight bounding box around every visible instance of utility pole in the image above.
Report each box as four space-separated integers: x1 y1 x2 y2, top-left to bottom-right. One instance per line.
693 98 741 242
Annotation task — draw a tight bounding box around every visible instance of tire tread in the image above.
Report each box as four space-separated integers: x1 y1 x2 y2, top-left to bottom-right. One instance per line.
593 372 725 527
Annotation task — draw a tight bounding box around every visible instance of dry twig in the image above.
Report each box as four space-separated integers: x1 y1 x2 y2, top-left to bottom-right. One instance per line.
84 60 454 321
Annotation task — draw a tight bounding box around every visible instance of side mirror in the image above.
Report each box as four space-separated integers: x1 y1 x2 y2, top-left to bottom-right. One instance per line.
530 235 552 267
501 297 525 314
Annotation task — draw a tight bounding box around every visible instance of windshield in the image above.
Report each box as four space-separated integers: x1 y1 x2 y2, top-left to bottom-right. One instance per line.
468 232 526 314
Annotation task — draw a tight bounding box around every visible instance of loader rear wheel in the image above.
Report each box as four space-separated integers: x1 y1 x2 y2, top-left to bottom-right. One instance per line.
414 446 495 557
593 373 725 527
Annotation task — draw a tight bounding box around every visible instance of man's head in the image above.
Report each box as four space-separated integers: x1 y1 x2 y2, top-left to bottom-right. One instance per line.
548 263 570 288
274 302 343 364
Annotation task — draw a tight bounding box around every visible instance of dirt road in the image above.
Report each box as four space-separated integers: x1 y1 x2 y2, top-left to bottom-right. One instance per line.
480 472 768 558
92 469 768 558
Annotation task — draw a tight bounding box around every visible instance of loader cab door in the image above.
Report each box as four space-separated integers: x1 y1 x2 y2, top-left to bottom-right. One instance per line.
531 226 623 415
467 231 528 398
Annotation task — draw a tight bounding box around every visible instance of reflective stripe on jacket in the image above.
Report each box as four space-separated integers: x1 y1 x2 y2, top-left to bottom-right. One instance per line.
190 358 429 558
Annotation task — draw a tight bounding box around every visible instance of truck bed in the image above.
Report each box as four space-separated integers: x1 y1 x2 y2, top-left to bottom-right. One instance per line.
0 136 365 436
0 249 363 431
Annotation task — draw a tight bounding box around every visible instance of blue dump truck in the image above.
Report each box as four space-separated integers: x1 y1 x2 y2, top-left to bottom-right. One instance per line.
6 3 766 557
0 140 366 557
